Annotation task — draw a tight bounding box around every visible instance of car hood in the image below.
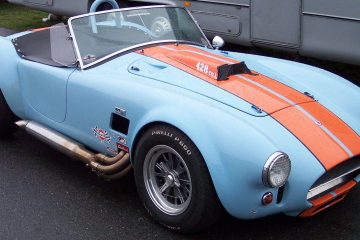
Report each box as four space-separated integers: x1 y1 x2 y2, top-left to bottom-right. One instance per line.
129 44 360 170
130 44 315 117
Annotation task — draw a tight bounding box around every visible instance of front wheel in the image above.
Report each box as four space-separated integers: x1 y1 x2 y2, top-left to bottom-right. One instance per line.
134 125 222 233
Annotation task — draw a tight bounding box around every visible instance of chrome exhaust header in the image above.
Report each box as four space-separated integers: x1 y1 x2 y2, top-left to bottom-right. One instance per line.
16 120 131 179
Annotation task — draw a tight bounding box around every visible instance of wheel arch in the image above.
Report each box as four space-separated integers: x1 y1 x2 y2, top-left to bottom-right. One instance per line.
0 89 17 118
127 103 280 217
130 120 214 172
0 88 19 136
131 121 165 163
129 116 221 174
128 110 227 208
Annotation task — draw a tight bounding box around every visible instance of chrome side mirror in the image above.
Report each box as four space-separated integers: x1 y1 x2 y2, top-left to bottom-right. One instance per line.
212 36 225 50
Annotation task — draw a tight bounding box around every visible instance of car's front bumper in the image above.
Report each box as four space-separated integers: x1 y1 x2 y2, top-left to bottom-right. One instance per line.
299 178 359 217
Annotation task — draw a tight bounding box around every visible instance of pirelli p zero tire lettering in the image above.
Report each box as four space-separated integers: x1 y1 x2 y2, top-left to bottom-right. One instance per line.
0 91 17 138
134 124 222 233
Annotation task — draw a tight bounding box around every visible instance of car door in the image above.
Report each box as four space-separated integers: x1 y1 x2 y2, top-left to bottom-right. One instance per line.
60 59 138 156
18 62 75 123
16 26 77 123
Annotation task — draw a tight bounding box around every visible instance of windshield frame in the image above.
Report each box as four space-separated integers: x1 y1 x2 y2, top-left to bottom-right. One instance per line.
68 5 212 70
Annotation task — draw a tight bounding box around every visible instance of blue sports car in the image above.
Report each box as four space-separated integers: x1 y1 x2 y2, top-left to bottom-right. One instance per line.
0 5 359 232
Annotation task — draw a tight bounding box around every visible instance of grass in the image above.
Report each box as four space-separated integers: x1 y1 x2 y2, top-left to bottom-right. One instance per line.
0 2 58 30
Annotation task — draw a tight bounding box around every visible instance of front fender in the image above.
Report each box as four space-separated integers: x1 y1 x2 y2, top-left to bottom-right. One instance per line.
128 88 323 218
130 99 274 215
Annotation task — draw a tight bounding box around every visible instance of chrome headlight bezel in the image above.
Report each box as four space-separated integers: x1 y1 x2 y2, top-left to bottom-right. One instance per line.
262 152 291 188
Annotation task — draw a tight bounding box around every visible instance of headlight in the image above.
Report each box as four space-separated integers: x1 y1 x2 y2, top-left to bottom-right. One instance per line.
262 152 291 188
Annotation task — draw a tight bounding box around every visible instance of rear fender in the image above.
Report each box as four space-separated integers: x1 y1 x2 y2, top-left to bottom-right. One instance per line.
0 37 25 118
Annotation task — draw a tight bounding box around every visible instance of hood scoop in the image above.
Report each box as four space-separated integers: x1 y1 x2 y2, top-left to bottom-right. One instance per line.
217 62 256 80
167 50 255 81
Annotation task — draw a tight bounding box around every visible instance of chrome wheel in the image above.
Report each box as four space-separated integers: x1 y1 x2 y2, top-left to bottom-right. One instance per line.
143 145 192 216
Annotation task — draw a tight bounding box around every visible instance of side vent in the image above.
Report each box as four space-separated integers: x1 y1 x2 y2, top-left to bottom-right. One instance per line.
111 113 129 135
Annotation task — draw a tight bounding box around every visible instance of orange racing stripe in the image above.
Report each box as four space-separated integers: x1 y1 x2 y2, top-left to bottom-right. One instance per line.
139 44 360 170
162 45 312 106
32 27 52 32
140 46 291 113
301 103 360 158
31 25 66 32
271 103 354 169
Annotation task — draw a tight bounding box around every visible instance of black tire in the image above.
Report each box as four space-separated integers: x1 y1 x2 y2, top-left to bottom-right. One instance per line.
0 91 17 138
134 124 223 233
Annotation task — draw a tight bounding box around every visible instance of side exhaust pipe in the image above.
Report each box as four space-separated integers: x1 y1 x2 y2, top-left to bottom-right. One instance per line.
16 120 131 179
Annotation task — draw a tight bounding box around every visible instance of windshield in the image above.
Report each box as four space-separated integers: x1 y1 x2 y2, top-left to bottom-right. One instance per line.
69 6 210 69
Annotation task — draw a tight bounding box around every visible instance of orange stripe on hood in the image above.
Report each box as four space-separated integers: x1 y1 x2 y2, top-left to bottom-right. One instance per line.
271 103 359 169
138 44 360 170
140 46 308 113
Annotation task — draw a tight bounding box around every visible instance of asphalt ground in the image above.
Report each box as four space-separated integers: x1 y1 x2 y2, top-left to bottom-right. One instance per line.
0 28 360 240
1 132 359 240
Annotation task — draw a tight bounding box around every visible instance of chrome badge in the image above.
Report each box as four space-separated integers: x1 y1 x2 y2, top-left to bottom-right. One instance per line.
115 107 126 116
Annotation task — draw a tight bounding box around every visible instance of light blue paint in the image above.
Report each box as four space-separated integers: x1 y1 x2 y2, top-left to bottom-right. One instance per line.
1 30 359 219
18 60 75 123
218 50 360 135
151 46 357 157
